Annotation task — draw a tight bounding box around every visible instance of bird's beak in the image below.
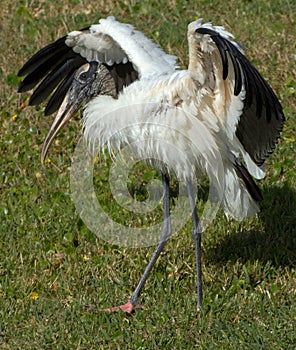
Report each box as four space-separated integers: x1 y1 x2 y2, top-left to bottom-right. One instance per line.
40 88 82 164
41 97 78 163
41 62 99 163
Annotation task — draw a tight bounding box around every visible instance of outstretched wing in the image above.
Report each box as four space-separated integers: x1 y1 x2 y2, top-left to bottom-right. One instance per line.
18 16 178 116
187 19 285 171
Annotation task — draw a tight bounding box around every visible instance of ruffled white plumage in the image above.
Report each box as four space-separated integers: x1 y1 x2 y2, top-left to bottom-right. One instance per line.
83 69 259 220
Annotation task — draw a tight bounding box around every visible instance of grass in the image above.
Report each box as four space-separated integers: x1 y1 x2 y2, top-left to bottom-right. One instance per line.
1 0 296 349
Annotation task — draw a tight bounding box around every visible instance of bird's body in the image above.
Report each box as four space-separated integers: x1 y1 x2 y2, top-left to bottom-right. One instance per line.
17 17 285 312
84 68 258 220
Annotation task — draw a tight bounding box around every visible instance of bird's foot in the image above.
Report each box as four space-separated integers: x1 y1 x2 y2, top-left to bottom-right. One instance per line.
101 300 145 314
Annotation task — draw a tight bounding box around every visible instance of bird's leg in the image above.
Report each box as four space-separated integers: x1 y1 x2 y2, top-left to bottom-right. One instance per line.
102 173 172 313
186 178 203 311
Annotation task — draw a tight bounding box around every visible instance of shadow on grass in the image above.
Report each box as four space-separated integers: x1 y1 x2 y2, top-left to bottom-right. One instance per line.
206 184 296 268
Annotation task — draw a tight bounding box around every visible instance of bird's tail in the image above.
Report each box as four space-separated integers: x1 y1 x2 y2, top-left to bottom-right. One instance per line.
234 159 263 202
221 157 262 221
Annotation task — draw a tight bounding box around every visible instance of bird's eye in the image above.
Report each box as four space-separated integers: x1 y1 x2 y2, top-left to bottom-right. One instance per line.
79 72 88 81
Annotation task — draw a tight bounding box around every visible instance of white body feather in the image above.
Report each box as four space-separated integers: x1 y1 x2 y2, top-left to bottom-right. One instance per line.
84 68 258 220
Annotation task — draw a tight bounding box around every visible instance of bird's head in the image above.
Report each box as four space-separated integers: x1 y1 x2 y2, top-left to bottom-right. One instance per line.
41 62 116 163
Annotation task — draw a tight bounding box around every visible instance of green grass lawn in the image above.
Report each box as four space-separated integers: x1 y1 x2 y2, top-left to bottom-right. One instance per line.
1 1 295 349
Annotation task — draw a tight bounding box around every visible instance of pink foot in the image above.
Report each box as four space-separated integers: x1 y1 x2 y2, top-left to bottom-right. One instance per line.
101 300 146 314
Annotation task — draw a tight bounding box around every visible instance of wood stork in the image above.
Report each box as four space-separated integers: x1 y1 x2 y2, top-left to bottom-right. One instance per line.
17 17 285 313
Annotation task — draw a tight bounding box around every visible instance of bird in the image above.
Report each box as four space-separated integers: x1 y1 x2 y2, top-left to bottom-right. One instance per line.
17 16 285 313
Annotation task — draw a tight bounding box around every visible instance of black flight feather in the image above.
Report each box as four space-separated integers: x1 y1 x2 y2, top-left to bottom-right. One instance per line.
196 26 285 166
17 45 71 93
17 36 68 77
44 71 77 116
234 159 263 202
29 55 86 106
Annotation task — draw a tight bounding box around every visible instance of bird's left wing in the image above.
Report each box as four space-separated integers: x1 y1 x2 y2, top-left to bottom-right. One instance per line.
18 16 178 116
187 19 285 177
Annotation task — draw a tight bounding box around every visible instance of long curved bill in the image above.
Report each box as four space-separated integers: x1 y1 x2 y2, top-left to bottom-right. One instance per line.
41 92 82 163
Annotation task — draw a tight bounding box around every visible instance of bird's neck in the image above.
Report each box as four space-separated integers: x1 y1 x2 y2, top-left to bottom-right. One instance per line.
96 64 118 98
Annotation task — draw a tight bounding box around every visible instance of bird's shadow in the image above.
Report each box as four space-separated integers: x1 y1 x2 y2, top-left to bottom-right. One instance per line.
206 184 296 269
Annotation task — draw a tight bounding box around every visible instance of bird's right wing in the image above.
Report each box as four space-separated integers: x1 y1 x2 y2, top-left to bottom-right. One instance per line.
187 19 285 175
18 17 178 116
